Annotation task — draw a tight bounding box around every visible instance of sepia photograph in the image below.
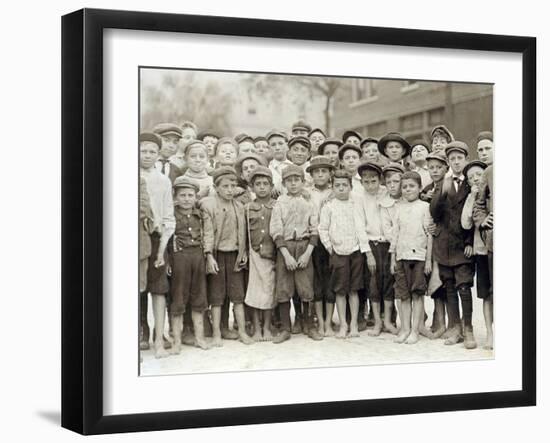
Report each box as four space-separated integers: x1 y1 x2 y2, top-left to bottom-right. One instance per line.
138 67 494 377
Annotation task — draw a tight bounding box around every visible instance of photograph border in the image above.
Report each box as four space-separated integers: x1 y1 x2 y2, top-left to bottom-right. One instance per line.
61 8 536 435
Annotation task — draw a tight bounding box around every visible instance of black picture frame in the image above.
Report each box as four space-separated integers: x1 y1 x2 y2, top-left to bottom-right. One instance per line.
61 8 537 435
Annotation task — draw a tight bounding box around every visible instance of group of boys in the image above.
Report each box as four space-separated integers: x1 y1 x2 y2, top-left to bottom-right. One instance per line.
139 118 494 359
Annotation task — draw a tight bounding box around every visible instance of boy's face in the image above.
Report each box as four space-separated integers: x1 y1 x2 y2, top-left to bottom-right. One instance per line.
448 151 467 175
333 177 351 200
239 141 255 155
385 141 405 162
283 175 305 195
477 139 494 165
466 165 485 188
186 146 208 173
251 176 273 199
241 158 260 182
401 178 421 202
361 172 381 195
215 176 237 200
173 147 186 165
159 134 181 159
341 149 361 174
140 142 159 169
288 143 310 166
309 132 325 153
311 167 331 188
322 144 340 166
269 136 288 161
216 143 238 165
411 145 429 163
361 143 379 162
384 172 402 198
427 159 448 183
345 135 361 146
254 140 271 159
431 133 449 154
174 187 197 209
203 136 218 158
181 128 196 145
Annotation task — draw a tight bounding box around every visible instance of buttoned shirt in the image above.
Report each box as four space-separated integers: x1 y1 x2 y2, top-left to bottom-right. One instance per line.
246 199 277 259
355 187 389 242
390 199 432 261
141 168 175 240
309 186 332 216
173 207 203 251
319 198 370 255
270 194 319 248
452 173 465 192
217 200 239 252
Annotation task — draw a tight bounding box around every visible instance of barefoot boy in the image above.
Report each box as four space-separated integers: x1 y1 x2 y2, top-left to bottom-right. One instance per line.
169 177 210 353
244 166 278 341
201 166 253 346
319 170 369 338
270 164 319 343
390 171 433 344
139 132 176 358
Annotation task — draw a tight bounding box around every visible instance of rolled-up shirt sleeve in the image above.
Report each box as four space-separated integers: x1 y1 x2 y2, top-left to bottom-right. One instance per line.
269 202 285 249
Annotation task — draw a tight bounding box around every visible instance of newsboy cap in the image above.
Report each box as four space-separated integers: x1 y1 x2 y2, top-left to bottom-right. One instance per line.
476 131 493 143
153 123 183 138
318 138 343 155
378 132 411 158
382 162 406 176
430 125 455 142
358 161 383 176
173 177 200 192
235 152 266 168
342 130 362 143
282 164 305 181
306 155 335 173
210 166 238 184
292 120 312 133
197 129 219 140
338 143 362 160
445 141 469 158
249 165 273 182
410 139 431 153
235 133 254 144
139 132 162 149
462 160 487 178
426 152 449 165
308 127 326 137
266 130 288 142
360 137 379 148
288 136 311 149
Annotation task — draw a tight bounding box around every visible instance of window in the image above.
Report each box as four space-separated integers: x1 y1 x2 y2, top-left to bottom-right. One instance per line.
400 112 423 133
352 78 378 102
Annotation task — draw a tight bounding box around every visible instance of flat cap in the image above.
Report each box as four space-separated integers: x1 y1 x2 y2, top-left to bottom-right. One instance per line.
476 131 493 143
410 139 431 152
173 177 200 192
236 152 266 168
382 162 406 175
288 136 311 149
197 129 219 140
426 152 449 165
358 161 383 176
342 130 362 143
282 164 305 181
249 165 273 182
306 155 335 173
292 119 312 133
308 127 326 137
266 130 288 142
360 137 379 148
210 166 238 184
153 122 183 138
183 139 208 155
235 133 254 144
139 132 162 149
378 132 411 158
254 135 267 143
463 160 487 178
318 138 343 155
338 143 362 160
445 141 469 157
430 125 454 142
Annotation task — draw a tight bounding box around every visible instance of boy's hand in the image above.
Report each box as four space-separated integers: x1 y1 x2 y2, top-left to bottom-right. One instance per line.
481 213 494 229
389 255 396 275
296 250 312 269
427 222 437 236
464 245 473 259
206 254 219 274
154 254 165 269
424 189 435 200
470 184 480 195
366 251 377 273
236 252 248 271
424 260 432 275
283 254 298 271
166 265 172 276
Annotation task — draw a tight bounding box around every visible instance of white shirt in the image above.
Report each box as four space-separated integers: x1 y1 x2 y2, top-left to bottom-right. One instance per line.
141 167 175 240
389 199 432 261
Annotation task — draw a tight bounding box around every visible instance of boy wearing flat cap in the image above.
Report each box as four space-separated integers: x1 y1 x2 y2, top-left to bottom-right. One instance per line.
270 164 320 343
308 128 326 156
476 131 494 166
169 177 210 353
139 132 176 358
200 167 253 346
430 125 454 155
307 156 336 337
235 133 255 155
287 136 313 188
253 136 272 162
153 122 184 183
267 130 293 197
234 152 266 205
430 141 476 349
291 119 312 137
244 166 278 341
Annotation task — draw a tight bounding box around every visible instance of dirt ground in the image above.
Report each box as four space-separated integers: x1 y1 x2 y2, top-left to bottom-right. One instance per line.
140 295 493 376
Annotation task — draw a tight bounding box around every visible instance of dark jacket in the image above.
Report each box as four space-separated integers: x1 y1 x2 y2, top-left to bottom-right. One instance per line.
430 176 474 267
246 199 277 260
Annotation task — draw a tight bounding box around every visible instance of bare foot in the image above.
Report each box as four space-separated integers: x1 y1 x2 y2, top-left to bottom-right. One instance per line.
444 331 463 346
405 331 419 344
182 330 196 347
394 330 410 344
169 342 182 355
317 323 324 337
349 326 360 338
419 325 434 339
432 327 446 339
441 328 453 340
324 325 335 337
212 334 223 347
154 342 169 358
383 322 398 335
262 328 273 342
195 337 211 350
368 322 383 337
483 333 494 350
239 333 255 345
221 328 239 340
273 330 291 344
336 327 347 339
252 331 262 342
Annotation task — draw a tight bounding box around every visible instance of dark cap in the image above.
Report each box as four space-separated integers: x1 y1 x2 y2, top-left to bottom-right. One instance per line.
173 177 200 192
210 166 238 184
282 164 305 181
401 171 422 187
445 141 469 158
360 137 379 148
338 143 362 160
139 132 162 149
476 131 493 143
235 152 266 169
358 161 383 177
430 125 454 142
153 123 183 138
318 138 343 155
463 160 488 178
288 136 311 150
382 162 406 176
292 120 312 133
426 152 449 165
308 127 326 137
378 132 411 158
410 139 431 153
197 129 219 140
254 136 267 143
235 133 254 144
306 155 335 173
342 130 362 143
249 165 273 182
